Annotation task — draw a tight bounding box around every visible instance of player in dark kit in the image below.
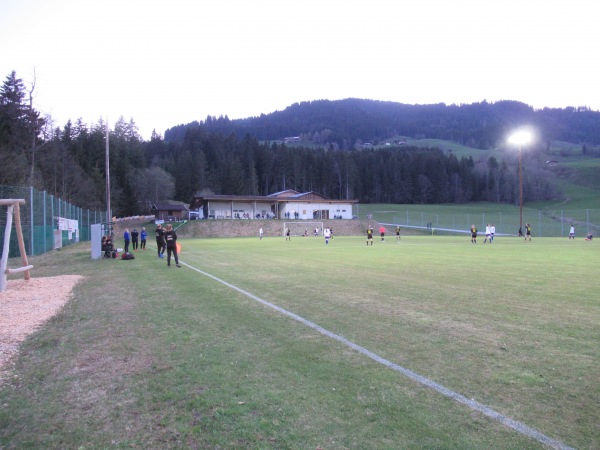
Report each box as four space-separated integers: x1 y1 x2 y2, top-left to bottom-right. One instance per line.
366 226 374 245
155 224 166 258
470 224 477 244
164 224 180 267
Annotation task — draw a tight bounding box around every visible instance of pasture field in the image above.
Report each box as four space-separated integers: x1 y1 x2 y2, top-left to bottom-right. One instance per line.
1 234 598 449
356 202 600 238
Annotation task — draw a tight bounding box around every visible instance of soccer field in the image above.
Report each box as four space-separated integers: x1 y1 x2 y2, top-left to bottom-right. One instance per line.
1 234 598 448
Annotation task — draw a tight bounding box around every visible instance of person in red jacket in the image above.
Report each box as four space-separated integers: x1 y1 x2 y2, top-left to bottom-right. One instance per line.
379 226 386 242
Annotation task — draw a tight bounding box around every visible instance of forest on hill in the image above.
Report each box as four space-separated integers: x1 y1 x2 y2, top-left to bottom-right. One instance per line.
165 98 600 151
1 71 596 217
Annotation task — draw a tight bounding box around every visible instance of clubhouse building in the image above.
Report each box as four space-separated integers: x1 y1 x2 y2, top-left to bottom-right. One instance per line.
189 190 358 220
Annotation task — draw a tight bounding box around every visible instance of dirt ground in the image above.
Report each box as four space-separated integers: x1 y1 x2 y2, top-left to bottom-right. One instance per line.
0 275 83 385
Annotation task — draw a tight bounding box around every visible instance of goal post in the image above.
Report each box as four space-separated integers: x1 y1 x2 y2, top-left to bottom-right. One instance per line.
283 221 324 237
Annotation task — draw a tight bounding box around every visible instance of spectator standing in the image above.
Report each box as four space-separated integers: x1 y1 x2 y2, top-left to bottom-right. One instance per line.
123 228 131 253
164 224 181 268
140 227 147 249
155 224 166 258
131 228 139 250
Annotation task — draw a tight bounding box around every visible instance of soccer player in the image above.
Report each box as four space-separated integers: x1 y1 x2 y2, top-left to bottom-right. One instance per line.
525 223 532 241
470 224 477 244
395 226 401 241
484 224 491 243
366 226 374 245
379 225 386 242
324 227 331 244
490 224 496 242
259 227 264 240
569 225 575 239
285 227 291 241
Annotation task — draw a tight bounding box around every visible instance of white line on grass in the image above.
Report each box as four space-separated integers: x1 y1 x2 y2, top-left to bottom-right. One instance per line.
181 260 574 450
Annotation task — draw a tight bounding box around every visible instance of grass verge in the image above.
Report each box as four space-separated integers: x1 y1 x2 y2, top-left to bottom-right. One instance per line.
1 235 598 448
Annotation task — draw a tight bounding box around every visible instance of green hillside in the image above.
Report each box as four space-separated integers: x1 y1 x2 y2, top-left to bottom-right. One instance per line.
374 136 600 210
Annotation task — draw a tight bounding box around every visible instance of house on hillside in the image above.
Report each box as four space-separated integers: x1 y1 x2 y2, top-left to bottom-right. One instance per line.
189 190 358 220
151 202 190 221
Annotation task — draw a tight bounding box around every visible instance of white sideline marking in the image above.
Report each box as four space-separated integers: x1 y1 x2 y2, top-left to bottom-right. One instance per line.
181 261 574 450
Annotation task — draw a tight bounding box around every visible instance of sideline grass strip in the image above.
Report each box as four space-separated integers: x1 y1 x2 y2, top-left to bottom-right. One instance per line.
0 235 598 448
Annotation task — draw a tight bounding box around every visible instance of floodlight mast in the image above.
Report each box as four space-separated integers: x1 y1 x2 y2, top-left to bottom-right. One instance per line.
508 130 533 230
105 118 111 225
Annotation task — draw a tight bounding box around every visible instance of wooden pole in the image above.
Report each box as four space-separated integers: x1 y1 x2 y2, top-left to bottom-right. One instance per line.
0 204 13 293
106 119 111 224
0 199 33 293
13 202 31 280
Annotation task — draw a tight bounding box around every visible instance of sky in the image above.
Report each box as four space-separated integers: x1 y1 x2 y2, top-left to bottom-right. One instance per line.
1 0 599 140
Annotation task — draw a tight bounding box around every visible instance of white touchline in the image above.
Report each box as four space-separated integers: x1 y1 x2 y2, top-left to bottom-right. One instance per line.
181 261 574 450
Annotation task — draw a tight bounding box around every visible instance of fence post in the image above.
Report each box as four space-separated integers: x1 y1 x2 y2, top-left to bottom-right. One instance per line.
587 209 590 233
499 212 502 235
43 190 47 253
51 194 54 250
561 210 564 237
29 186 34 255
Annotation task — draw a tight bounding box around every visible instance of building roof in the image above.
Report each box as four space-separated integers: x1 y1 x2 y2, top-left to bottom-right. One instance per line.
189 191 357 210
152 202 189 212
267 189 328 200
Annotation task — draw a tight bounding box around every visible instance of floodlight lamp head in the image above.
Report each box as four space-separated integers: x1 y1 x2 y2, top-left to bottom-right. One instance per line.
508 129 533 146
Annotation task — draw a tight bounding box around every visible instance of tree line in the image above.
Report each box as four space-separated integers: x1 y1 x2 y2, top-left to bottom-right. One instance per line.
166 98 600 151
1 71 560 217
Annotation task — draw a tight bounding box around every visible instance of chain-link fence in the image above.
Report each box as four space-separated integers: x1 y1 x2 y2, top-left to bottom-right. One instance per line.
0 185 107 257
355 207 600 237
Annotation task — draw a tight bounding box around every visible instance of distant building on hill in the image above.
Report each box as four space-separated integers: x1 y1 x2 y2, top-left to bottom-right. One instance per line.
151 201 189 221
189 190 358 220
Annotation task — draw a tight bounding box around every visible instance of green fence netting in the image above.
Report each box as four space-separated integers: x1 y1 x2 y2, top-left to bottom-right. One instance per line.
0 185 107 258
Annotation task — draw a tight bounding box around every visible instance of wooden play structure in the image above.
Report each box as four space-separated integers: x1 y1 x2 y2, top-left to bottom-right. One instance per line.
1 199 33 293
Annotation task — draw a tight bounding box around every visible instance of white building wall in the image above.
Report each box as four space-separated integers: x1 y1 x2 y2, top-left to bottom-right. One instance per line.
205 200 354 219
281 203 354 220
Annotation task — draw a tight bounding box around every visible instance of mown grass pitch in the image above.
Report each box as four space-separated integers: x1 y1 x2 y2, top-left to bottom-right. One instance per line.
1 234 598 448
